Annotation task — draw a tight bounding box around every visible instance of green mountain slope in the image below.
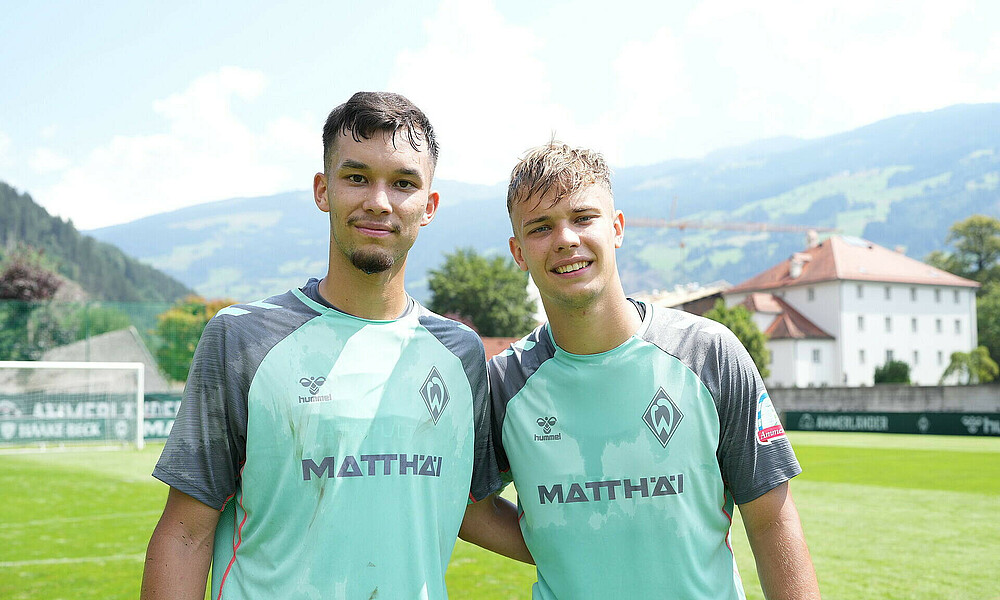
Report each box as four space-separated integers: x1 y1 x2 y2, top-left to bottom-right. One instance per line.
88 104 1000 301
0 182 192 302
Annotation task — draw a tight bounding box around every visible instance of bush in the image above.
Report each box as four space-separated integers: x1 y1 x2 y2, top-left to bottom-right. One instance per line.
874 360 910 384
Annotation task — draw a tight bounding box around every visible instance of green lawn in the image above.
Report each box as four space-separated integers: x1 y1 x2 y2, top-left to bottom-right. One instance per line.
1 432 998 599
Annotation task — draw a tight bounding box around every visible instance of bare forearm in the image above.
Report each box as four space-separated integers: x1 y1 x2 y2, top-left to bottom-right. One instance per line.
746 515 820 599
141 488 219 600
459 494 534 564
141 519 215 599
740 484 820 600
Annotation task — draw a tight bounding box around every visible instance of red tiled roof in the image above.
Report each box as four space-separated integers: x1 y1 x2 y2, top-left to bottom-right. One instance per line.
740 292 783 314
729 236 980 293
481 337 519 359
762 296 834 340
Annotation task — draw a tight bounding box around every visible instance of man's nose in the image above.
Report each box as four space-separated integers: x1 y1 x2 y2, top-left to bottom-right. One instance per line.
363 183 392 214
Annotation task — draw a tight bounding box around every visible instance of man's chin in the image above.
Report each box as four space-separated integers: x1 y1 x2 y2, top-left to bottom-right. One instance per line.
350 249 394 275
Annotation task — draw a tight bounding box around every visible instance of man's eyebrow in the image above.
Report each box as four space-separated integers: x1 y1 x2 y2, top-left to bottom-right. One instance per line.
572 205 601 213
339 159 368 170
522 215 550 229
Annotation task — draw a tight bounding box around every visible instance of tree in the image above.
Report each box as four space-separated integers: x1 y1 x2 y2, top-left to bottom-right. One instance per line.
926 215 1000 369
978 282 1000 371
926 214 1000 284
703 299 771 378
0 246 65 360
155 296 235 382
940 346 999 384
873 360 910 384
428 248 537 338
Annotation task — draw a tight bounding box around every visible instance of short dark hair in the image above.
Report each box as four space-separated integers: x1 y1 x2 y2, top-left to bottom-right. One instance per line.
322 91 439 174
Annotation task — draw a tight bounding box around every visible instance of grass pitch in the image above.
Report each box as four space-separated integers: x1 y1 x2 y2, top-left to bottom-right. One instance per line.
1 432 998 599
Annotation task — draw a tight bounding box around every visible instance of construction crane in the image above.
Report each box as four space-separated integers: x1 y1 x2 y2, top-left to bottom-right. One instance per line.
628 217 839 234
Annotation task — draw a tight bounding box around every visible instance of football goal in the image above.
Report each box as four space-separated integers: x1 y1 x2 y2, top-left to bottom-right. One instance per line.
0 361 145 451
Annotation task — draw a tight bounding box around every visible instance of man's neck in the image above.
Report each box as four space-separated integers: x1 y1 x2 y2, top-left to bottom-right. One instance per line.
545 286 642 355
318 256 409 320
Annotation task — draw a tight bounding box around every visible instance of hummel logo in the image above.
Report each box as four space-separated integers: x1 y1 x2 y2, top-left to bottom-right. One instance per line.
299 376 327 395
534 416 561 441
420 367 450 425
536 416 557 434
643 387 683 447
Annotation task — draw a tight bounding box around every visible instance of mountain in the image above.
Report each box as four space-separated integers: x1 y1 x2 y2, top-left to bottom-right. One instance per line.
88 104 1000 302
0 182 192 302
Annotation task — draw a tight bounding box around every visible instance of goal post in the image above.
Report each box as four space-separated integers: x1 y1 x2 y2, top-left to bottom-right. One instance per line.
0 361 145 450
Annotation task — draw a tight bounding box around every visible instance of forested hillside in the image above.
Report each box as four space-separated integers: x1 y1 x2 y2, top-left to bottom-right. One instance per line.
0 182 191 302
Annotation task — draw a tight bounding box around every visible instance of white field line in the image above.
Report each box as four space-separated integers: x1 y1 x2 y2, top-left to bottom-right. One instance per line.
0 510 160 529
0 553 144 567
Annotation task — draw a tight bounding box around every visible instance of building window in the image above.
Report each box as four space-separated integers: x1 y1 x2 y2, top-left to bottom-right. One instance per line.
954 290 960 303
812 349 821 363
858 315 864 331
913 350 919 365
857 284 864 298
885 316 892 333
911 317 918 333
885 286 891 300
935 289 941 303
807 288 815 301
886 349 894 362
859 349 865 364
910 287 917 301
955 319 961 334
937 351 943 366
936 319 942 333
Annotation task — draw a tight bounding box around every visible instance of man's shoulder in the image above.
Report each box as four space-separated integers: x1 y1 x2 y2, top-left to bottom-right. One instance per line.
414 304 487 359
204 289 318 340
641 304 736 353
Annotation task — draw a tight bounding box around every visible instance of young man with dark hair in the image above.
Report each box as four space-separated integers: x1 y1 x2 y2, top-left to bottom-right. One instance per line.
142 91 527 600
489 141 821 599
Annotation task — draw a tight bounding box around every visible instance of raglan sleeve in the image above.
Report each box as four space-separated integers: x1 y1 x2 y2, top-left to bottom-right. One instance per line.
713 326 801 505
468 340 505 503
152 315 247 510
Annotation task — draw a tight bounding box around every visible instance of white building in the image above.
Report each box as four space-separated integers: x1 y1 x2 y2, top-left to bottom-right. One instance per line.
723 236 980 387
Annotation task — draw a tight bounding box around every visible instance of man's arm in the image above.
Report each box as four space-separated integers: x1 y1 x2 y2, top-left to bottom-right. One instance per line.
141 487 222 600
459 493 534 564
738 482 820 600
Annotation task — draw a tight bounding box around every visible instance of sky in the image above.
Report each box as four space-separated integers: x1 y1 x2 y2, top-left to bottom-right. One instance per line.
2 0 998 230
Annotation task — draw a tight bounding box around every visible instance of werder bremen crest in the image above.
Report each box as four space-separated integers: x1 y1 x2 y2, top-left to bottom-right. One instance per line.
643 387 684 447
420 366 450 424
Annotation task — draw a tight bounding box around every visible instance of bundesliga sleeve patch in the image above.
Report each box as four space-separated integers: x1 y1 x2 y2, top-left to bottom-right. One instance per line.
755 391 787 445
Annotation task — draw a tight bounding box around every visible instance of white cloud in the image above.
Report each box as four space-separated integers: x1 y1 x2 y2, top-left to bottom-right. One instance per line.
29 148 71 173
388 0 575 185
34 67 318 229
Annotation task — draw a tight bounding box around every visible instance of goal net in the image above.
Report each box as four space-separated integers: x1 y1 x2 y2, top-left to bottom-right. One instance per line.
0 361 145 450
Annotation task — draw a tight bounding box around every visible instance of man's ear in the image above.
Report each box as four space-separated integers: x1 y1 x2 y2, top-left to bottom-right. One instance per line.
313 173 330 212
420 191 440 227
509 236 529 272
613 210 625 249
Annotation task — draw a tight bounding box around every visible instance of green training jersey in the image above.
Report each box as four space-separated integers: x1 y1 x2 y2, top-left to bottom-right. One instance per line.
488 300 800 600
154 279 500 599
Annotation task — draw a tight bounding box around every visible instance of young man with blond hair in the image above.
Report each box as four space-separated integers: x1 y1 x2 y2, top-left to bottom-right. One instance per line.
488 141 821 599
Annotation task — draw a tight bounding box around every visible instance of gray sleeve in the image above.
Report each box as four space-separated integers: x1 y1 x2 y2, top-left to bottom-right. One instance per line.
642 307 800 505
419 314 503 502
152 316 246 510
487 326 553 484
152 290 319 510
711 326 801 504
